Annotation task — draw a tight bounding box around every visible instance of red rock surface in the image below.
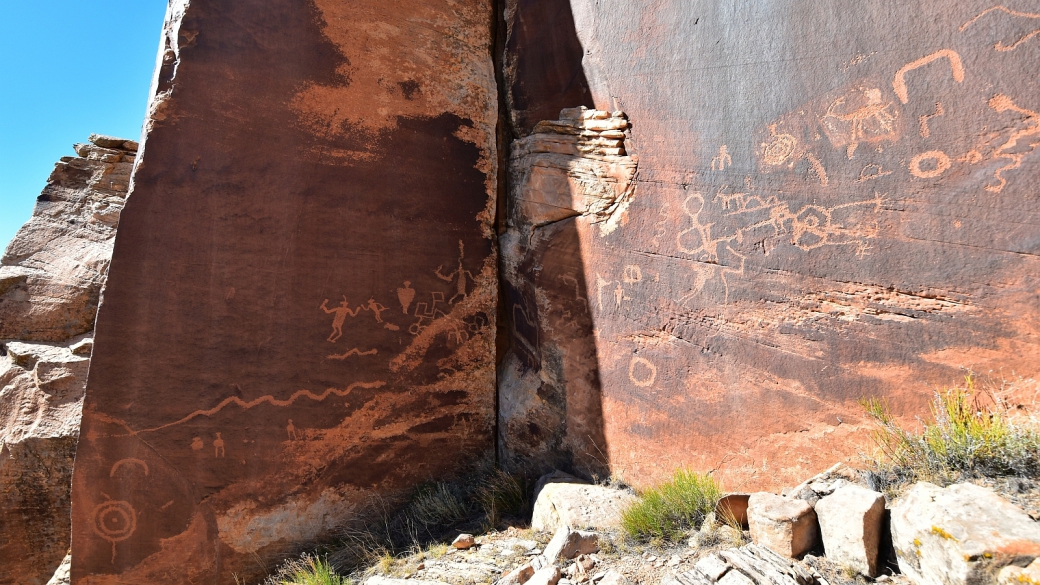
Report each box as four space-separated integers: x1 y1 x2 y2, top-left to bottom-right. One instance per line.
498 0 1040 490
70 0 498 582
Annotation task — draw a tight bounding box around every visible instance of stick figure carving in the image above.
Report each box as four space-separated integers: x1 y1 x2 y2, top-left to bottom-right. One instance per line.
435 241 477 304
711 145 732 170
213 432 225 458
320 296 360 342
287 420 298 441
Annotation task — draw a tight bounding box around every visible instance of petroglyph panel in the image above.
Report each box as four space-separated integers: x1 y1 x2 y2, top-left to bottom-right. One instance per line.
500 0 1040 491
71 0 497 582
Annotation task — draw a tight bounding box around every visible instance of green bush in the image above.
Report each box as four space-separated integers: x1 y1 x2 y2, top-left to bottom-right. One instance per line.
863 375 1040 486
620 469 721 542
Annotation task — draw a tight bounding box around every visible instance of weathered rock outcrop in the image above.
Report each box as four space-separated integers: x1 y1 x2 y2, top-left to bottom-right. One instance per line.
498 0 1040 489
0 135 132 585
70 0 499 582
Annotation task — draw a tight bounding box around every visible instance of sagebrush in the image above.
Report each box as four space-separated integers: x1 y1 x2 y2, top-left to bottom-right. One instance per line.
863 375 1040 488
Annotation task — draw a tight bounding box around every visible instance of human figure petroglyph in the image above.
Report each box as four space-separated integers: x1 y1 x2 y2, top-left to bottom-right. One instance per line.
893 49 964 104
286 419 298 441
364 297 400 330
961 5 1040 52
397 281 416 314
711 145 732 170
320 296 360 342
919 102 945 138
821 87 898 158
214 432 225 458
190 437 204 452
985 93 1040 193
614 282 630 309
596 274 611 311
436 240 477 304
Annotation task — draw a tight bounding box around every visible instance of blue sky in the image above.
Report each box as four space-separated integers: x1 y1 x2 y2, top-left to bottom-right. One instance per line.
0 1 167 248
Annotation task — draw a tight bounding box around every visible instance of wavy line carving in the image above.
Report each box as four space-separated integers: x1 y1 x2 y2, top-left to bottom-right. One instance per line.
129 380 386 435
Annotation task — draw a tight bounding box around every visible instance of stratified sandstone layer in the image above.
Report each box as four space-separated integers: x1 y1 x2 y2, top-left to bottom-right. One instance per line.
0 135 134 585
71 0 498 582
499 0 1040 489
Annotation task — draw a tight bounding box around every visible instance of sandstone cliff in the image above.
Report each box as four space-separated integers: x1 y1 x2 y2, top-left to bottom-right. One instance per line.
0 135 134 585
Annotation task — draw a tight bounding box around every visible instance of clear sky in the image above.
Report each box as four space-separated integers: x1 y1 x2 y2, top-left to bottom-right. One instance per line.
0 1 167 248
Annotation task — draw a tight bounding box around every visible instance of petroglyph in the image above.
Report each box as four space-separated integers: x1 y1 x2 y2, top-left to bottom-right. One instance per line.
397 281 416 314
919 102 945 138
651 202 671 247
893 49 965 104
909 150 952 179
985 93 1040 192
628 356 657 387
614 282 630 309
804 152 829 186
558 274 589 311
436 241 477 304
328 347 379 360
761 125 798 166
623 265 643 283
109 459 149 478
190 437 203 451
409 292 448 335
596 274 611 311
711 145 733 170
858 163 893 182
92 500 137 561
286 419 298 440
961 5 1040 52
126 380 387 435
820 87 899 158
214 433 225 458
320 297 360 342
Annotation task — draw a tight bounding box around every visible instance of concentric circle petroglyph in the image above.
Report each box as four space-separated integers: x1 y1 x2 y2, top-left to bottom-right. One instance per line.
762 128 797 165
92 500 137 543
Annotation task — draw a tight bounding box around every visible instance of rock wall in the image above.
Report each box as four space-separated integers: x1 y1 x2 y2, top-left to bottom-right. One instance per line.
498 0 1040 489
0 135 134 585
70 0 499 582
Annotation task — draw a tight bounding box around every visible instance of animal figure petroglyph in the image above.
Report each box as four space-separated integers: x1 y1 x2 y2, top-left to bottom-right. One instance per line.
821 87 898 158
961 5 1040 52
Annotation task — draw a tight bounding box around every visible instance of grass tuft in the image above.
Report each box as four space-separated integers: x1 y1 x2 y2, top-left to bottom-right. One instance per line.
276 555 350 585
620 468 721 542
475 469 529 529
863 375 1040 489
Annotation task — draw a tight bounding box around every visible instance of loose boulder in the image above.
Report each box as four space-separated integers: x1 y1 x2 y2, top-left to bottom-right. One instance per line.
891 482 1040 585
747 493 819 558
531 479 636 532
814 484 885 577
542 526 599 563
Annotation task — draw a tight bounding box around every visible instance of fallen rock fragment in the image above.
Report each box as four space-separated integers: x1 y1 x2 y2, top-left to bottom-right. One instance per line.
665 544 819 584
499 562 536 585
891 482 1040 585
543 527 599 563
453 533 477 549
597 570 630 585
531 477 637 532
814 485 885 577
527 566 563 585
748 493 819 558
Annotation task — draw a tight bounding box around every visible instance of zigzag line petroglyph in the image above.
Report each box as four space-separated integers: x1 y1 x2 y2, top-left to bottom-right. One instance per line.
127 380 386 435
961 5 1040 52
